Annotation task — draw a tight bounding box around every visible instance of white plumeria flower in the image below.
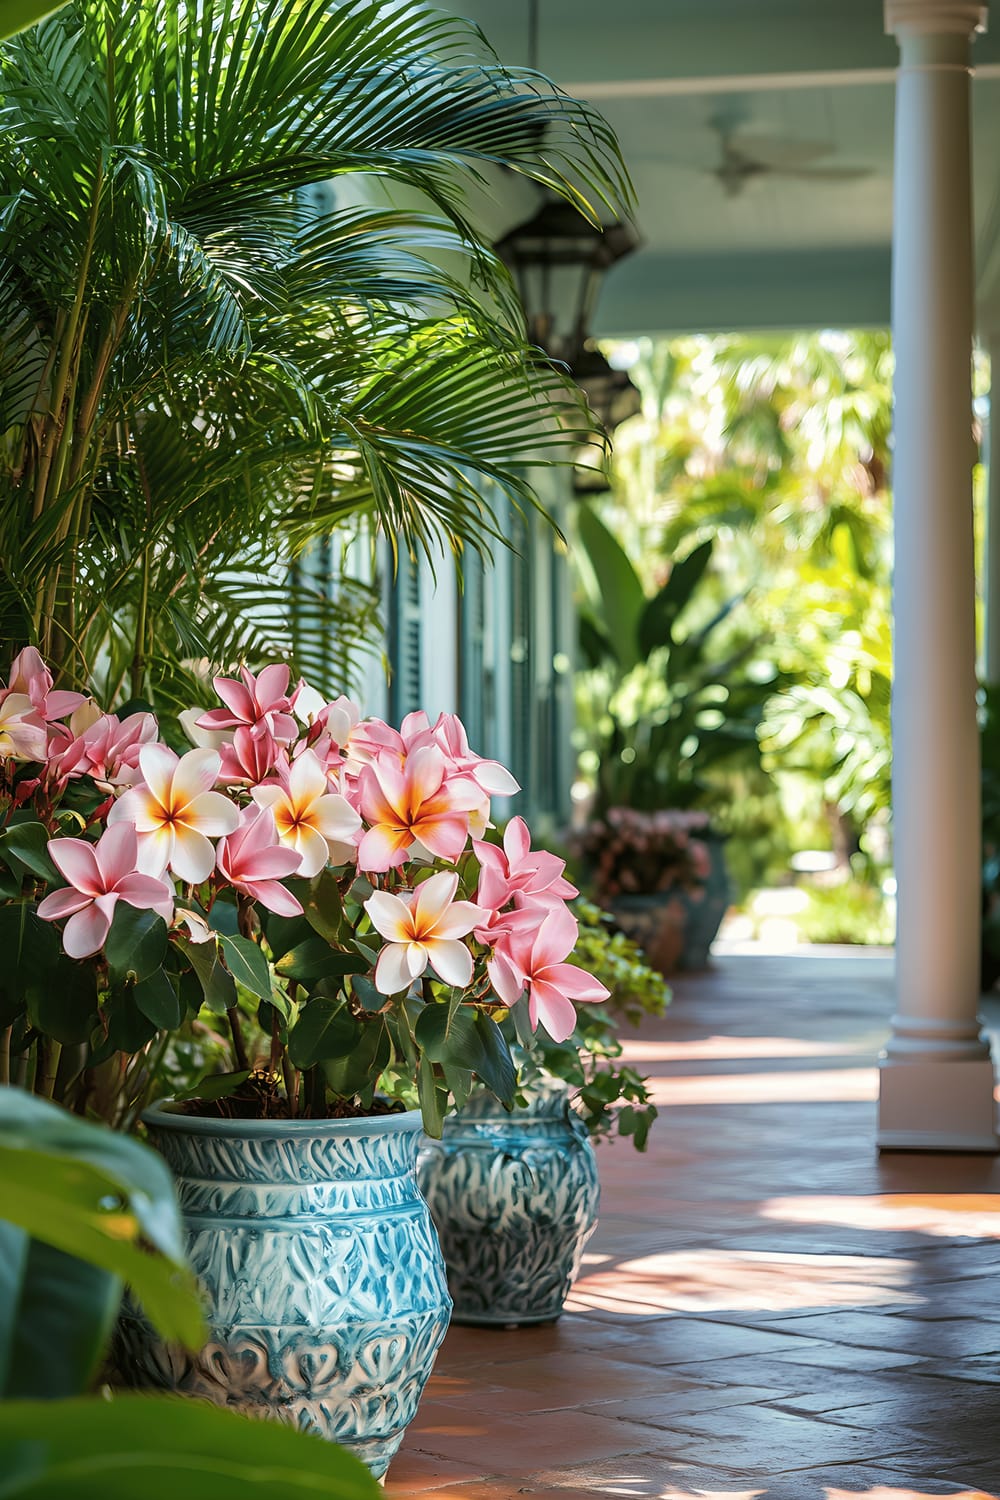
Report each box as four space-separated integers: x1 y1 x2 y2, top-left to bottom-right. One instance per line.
291 682 326 725
251 748 361 877
108 743 239 883
365 870 486 996
177 706 230 750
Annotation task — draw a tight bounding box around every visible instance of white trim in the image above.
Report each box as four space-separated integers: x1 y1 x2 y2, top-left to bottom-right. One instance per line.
562 61 1000 98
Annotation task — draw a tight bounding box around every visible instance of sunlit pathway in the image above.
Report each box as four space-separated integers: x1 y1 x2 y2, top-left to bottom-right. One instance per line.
387 950 1000 1499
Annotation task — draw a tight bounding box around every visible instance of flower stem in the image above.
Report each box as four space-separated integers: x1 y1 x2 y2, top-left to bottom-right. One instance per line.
35 1038 62 1100
227 1006 250 1072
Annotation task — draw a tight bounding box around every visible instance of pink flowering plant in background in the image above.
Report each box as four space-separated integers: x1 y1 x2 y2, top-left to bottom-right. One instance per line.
0 648 611 1132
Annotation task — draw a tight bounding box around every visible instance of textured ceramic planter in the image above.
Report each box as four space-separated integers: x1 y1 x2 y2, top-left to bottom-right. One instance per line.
113 1105 451 1480
417 1088 599 1326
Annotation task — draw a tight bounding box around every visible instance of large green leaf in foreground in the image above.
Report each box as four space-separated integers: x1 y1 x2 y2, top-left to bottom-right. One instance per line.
0 2 68 41
0 1088 204 1395
0 1395 380 1498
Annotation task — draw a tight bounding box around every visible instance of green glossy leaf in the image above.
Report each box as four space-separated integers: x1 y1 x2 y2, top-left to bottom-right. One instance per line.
0 1393 381 1497
578 503 646 672
287 997 359 1069
0 1 70 42
219 935 272 1001
0 823 59 885
303 868 345 943
414 1000 477 1065
0 1089 204 1381
471 1011 517 1106
262 914 314 962
351 974 387 1013
417 1054 445 1139
637 538 713 659
171 1070 250 1104
133 968 183 1030
20 915 97 1044
102 985 158 1053
323 1020 389 1101
181 938 237 1016
0 1225 120 1398
276 938 367 984
415 1003 516 1106
105 908 168 987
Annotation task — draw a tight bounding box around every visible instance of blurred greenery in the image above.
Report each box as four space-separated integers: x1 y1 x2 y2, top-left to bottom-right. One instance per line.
795 881 895 947
574 331 896 919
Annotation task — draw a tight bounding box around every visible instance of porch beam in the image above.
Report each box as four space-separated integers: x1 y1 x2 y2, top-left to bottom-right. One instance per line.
879 0 997 1151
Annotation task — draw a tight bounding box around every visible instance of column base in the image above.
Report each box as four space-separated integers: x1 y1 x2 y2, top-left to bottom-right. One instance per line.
878 1055 999 1152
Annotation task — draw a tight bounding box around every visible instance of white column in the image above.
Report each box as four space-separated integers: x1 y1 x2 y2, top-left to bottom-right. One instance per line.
879 0 997 1151
985 332 1000 682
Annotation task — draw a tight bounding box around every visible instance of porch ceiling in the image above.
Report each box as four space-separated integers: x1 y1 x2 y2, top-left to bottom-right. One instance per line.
444 0 1000 335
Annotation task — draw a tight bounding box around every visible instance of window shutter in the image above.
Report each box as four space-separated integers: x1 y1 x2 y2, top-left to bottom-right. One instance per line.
388 553 422 721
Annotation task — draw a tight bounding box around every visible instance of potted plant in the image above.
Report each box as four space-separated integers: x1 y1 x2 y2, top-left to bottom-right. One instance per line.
418 898 666 1326
568 806 713 974
0 647 610 1477
573 505 784 967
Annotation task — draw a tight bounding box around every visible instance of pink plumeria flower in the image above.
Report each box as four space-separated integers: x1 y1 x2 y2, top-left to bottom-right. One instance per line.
48 710 159 790
0 693 47 762
5 646 86 722
356 745 482 872
474 817 578 911
251 748 361 876
196 664 298 745
365 870 486 996
297 693 365 777
108 744 239 883
473 899 548 954
429 712 520 798
37 823 174 960
488 903 610 1043
217 725 284 785
215 806 304 917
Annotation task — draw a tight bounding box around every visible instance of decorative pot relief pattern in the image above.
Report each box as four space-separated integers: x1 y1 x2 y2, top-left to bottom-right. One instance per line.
417 1089 600 1325
113 1108 451 1480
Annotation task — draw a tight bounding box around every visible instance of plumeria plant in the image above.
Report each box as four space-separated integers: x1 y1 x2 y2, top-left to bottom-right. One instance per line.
0 649 609 1134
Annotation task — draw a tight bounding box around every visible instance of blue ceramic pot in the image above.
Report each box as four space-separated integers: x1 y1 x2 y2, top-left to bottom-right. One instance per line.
114 1105 451 1480
417 1088 599 1326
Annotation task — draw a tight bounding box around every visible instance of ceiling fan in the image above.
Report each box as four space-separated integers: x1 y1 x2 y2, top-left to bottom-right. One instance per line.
707 121 873 197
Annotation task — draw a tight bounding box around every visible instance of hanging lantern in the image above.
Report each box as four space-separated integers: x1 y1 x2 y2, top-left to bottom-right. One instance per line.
572 344 642 434
494 200 638 372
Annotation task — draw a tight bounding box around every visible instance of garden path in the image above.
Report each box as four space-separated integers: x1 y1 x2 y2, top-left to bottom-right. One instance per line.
387 949 1000 1500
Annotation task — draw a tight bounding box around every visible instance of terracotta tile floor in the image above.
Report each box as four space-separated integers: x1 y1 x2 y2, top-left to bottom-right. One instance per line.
387 950 1000 1499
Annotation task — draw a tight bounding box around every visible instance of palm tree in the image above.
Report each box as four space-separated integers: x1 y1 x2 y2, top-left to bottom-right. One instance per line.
0 0 631 705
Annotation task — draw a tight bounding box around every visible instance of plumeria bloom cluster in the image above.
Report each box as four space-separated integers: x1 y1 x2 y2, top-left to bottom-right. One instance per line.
0 652 608 1046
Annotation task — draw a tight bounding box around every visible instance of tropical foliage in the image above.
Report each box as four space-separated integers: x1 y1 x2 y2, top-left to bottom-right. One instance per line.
580 332 895 898
0 0 630 709
574 501 780 816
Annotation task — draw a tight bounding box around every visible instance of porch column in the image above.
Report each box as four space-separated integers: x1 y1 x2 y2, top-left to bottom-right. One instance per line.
879 0 997 1151
985 331 1000 683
